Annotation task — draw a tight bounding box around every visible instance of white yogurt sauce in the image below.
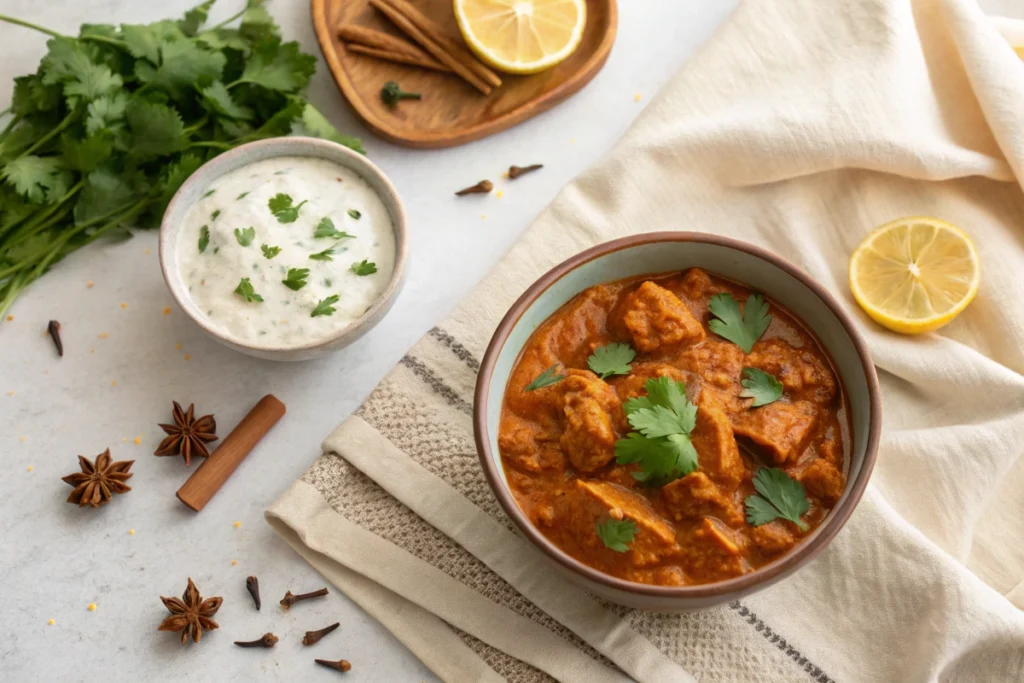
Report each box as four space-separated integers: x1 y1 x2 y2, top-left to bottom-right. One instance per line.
176 156 395 348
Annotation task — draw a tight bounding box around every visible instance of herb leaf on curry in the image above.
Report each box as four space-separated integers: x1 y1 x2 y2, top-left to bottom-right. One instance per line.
587 342 635 379
745 468 809 530
708 293 771 353
740 367 783 407
615 377 698 485
596 519 636 553
524 364 567 392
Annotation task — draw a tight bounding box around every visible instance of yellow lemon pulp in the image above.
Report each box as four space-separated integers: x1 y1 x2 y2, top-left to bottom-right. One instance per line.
849 217 980 334
454 0 586 75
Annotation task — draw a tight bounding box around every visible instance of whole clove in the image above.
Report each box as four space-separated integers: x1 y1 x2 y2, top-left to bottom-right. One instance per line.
303 622 340 646
47 320 63 357
235 632 279 648
508 164 543 179
246 576 261 610
455 180 493 196
380 80 421 107
280 587 329 608
315 658 352 673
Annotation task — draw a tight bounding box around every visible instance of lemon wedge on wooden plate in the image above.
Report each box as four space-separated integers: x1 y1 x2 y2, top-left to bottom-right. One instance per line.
849 216 980 334
454 0 587 75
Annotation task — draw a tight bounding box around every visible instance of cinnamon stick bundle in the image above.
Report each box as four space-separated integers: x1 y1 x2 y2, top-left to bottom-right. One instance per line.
339 24 451 71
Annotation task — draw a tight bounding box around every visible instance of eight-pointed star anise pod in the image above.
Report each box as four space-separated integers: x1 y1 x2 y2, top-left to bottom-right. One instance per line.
61 449 133 507
158 578 222 645
154 401 218 466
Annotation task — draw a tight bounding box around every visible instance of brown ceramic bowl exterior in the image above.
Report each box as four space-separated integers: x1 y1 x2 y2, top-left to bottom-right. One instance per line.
473 232 881 611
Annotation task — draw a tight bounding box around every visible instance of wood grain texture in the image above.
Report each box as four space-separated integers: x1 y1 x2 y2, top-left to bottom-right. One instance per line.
312 0 618 148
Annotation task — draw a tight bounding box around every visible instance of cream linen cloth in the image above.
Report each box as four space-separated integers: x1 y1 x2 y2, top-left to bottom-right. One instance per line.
266 0 1024 680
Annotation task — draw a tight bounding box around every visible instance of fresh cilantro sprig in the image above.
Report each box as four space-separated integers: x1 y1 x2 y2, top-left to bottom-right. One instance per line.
740 367 783 407
281 267 308 291
234 226 255 246
596 519 636 553
587 342 635 379
234 277 263 303
524 364 567 392
0 0 364 318
311 294 339 317
350 259 376 276
708 293 771 353
614 377 698 486
268 193 306 223
260 244 280 259
745 468 810 531
313 217 353 240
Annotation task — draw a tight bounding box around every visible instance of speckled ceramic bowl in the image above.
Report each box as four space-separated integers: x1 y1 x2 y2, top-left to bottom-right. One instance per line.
474 232 881 611
159 137 407 361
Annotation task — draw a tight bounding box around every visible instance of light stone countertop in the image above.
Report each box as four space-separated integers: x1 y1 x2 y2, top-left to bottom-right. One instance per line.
1 1 1018 681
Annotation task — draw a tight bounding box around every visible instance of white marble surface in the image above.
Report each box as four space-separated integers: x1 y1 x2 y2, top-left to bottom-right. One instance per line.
2 1 1020 681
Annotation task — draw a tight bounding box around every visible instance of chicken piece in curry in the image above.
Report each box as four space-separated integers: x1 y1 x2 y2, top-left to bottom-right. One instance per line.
498 269 848 586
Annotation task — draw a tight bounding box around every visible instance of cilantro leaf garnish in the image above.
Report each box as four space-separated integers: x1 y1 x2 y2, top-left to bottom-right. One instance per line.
313 217 354 240
708 293 771 353
234 226 255 247
596 519 636 553
268 193 307 223
210 209 221 221
350 259 377 276
260 244 281 259
587 342 635 379
234 277 263 303
525 364 567 392
198 226 210 253
745 468 810 531
282 268 309 291
311 294 340 317
347 208 361 220
740 367 783 407
615 377 698 485
308 245 337 261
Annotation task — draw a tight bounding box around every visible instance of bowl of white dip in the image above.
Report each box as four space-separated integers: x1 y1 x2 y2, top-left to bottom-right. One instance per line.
159 137 407 361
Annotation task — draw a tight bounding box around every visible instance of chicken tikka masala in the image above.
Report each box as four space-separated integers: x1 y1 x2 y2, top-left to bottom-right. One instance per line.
498 268 848 586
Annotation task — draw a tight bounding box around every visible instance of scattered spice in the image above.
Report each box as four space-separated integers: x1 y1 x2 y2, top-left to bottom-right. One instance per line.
456 180 493 196
86 281 94 288
133 437 141 445
62 449 133 508
175 343 182 351
246 576 262 611
6 314 13 321
98 332 108 339
231 560 237 566
88 603 96 612
120 303 128 309
380 80 421 107
163 307 171 315
508 164 543 179
184 354 191 361
48 619 55 625
110 380 116 387
280 587 329 608
159 578 222 645
634 93 642 102
233 521 242 528
303 622 340 646
154 401 218 467
46 320 63 357
315 659 352 673
26 465 32 471
235 633 279 648
129 529 135 535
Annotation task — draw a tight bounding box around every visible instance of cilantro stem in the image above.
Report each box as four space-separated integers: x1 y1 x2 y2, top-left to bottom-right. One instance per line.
0 107 10 118
183 115 211 135
207 8 247 31
0 15 64 38
0 179 82 243
0 113 22 139
79 34 129 50
188 140 234 151
19 108 78 158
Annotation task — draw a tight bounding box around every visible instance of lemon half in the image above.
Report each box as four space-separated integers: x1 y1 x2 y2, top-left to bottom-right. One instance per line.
454 0 587 75
849 217 980 334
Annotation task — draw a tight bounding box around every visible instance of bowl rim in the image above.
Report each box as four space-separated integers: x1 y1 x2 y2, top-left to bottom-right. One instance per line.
158 136 408 354
473 231 882 599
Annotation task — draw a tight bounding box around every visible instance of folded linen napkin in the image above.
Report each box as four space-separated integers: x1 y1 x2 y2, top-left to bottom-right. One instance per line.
267 0 1024 680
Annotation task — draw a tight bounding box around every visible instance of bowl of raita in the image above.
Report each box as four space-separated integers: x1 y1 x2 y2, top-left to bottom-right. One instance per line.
159 137 407 361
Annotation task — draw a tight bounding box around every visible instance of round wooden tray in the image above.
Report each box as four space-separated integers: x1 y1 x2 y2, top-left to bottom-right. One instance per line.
311 0 618 149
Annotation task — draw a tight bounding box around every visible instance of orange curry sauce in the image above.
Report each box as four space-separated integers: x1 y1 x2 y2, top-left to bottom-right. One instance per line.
498 268 849 586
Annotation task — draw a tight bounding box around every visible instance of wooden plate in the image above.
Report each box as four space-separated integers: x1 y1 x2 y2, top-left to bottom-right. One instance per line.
311 0 618 148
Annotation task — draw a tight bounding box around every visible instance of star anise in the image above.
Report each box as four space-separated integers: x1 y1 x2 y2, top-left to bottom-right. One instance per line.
158 578 222 645
155 401 217 466
61 449 133 507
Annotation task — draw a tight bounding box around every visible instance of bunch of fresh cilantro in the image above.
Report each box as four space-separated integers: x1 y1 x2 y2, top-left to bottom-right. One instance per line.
0 0 362 316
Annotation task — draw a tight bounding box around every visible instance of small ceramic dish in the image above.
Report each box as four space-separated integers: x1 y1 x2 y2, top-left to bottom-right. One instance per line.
159 137 407 361
474 232 881 611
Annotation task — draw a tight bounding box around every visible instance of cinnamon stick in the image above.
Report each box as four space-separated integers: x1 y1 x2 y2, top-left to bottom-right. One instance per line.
347 44 451 72
369 0 493 95
339 24 426 58
176 395 286 512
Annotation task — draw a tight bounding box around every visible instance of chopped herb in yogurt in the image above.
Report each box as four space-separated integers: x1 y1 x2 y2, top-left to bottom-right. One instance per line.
351 260 377 276
234 227 256 247
348 209 361 220
311 295 340 317
211 209 221 221
309 245 337 261
234 278 264 303
198 226 210 253
269 193 307 223
282 268 310 291
261 245 282 259
314 217 354 240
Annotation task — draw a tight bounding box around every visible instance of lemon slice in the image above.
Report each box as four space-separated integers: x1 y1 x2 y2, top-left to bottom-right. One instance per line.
849 217 980 334
454 0 587 75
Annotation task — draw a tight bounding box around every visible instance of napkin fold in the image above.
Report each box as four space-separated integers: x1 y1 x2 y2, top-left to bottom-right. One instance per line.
268 0 1024 680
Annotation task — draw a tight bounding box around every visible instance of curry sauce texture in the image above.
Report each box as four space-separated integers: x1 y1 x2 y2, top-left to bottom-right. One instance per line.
498 269 849 586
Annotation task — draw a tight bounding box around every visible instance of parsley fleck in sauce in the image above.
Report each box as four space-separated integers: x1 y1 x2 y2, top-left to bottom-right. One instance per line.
177 157 395 347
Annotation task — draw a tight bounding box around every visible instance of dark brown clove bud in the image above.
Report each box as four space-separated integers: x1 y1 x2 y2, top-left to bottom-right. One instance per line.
508 164 543 179
47 320 63 357
315 659 352 673
303 622 340 645
280 587 329 608
246 576 261 610
234 633 279 648
455 180 493 196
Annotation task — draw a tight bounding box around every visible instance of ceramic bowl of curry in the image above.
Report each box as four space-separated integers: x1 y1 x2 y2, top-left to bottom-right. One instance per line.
474 232 881 611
